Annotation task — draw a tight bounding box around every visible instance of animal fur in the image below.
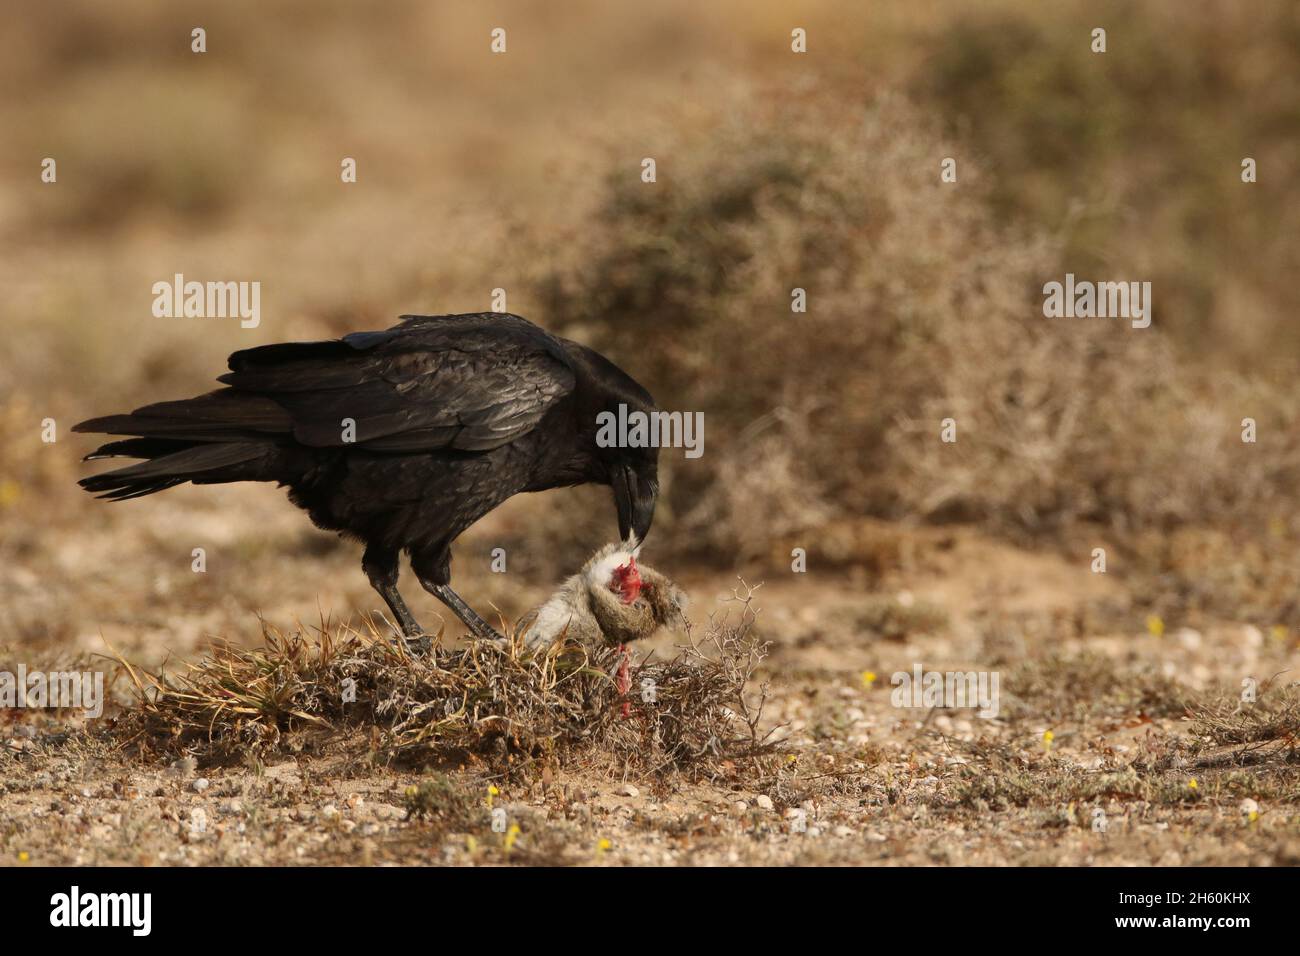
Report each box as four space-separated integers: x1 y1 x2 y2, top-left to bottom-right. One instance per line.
520 541 687 649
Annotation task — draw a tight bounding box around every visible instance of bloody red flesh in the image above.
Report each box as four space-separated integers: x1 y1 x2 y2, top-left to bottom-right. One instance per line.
610 556 642 604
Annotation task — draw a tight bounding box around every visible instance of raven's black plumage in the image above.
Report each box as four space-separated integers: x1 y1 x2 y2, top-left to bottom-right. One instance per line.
75 313 660 639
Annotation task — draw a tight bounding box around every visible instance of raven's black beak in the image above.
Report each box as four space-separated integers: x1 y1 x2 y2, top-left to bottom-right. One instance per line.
614 464 657 544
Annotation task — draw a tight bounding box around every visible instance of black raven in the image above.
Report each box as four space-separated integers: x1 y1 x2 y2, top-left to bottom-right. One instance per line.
74 312 660 640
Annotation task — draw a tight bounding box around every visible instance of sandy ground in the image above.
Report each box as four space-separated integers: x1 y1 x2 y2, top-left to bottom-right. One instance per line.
4 495 1298 867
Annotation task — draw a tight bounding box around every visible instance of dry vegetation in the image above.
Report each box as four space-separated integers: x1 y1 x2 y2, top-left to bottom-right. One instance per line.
114 602 781 784
2 0 1299 866
537 91 1300 572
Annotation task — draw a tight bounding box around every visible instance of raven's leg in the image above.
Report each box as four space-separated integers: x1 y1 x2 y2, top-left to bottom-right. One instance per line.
362 544 422 638
424 583 503 642
410 549 503 641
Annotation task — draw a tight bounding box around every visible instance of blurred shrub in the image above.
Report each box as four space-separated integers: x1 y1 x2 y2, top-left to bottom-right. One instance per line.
536 90 1300 559
913 0 1300 364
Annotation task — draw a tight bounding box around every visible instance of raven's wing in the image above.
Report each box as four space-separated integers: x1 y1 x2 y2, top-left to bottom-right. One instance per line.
214 314 576 452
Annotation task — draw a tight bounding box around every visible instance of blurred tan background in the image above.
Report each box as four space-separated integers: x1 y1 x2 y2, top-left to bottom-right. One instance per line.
2 0 1299 659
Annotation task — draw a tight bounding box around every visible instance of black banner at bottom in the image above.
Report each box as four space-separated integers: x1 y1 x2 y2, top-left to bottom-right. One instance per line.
0 865 1275 942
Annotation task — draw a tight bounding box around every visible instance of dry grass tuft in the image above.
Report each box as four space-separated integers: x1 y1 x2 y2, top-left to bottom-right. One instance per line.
848 595 949 642
112 589 783 784
1001 652 1192 725
1191 680 1300 757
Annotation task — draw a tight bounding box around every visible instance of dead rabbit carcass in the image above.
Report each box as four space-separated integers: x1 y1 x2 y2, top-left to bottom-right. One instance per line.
519 540 688 650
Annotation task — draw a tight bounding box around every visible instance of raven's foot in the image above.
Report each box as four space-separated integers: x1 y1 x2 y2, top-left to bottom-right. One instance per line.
402 632 434 656
370 609 434 655
460 613 504 643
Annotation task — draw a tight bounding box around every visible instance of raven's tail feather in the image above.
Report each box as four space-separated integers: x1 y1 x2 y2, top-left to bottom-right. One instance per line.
77 441 276 500
74 389 293 501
